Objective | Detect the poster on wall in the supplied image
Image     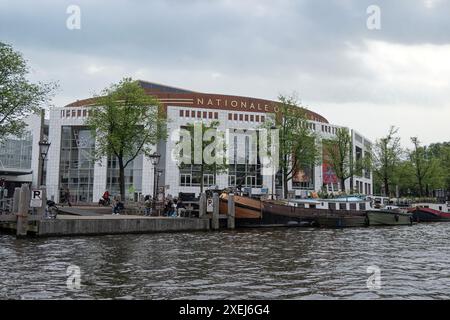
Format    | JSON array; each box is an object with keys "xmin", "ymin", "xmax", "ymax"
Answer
[{"xmin": 322, "ymin": 163, "xmax": 338, "ymax": 184}]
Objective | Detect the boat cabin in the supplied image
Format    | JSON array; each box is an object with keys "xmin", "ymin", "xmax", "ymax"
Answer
[{"xmin": 289, "ymin": 197, "xmax": 372, "ymax": 211}]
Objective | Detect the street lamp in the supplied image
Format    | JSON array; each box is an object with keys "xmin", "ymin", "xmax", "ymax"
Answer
[
  {"xmin": 270, "ymin": 125, "xmax": 277, "ymax": 200},
  {"xmin": 38, "ymin": 139, "xmax": 51, "ymax": 186},
  {"xmin": 149, "ymin": 152, "xmax": 161, "ymax": 214}
]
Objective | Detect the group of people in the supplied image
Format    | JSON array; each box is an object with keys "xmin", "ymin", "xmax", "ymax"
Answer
[
  {"xmin": 99, "ymin": 190, "xmax": 123, "ymax": 215},
  {"xmin": 164, "ymin": 197, "xmax": 186, "ymax": 217},
  {"xmin": 98, "ymin": 190, "xmax": 187, "ymax": 217}
]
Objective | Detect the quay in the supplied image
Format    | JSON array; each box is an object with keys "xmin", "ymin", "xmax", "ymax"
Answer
[
  {"xmin": 0, "ymin": 214, "xmax": 210, "ymax": 237},
  {"xmin": 0, "ymin": 185, "xmax": 232, "ymax": 238}
]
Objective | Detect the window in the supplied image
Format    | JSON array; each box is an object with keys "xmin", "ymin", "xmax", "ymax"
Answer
[
  {"xmin": 261, "ymin": 116, "xmax": 265, "ymax": 122},
  {"xmin": 83, "ymin": 109, "xmax": 87, "ymax": 117},
  {"xmin": 180, "ymin": 110, "xmax": 184, "ymax": 117},
  {"xmin": 359, "ymin": 203, "xmax": 366, "ymax": 210},
  {"xmin": 250, "ymin": 115, "xmax": 254, "ymax": 122},
  {"xmin": 350, "ymin": 203, "xmax": 357, "ymax": 210},
  {"xmin": 239, "ymin": 114, "xmax": 243, "ymax": 121},
  {"xmin": 209, "ymin": 112, "xmax": 213, "ymax": 119},
  {"xmin": 228, "ymin": 113, "xmax": 232, "ymax": 120},
  {"xmin": 256, "ymin": 115, "xmax": 260, "ymax": 122},
  {"xmin": 197, "ymin": 111, "xmax": 201, "ymax": 118},
  {"xmin": 203, "ymin": 174, "xmax": 215, "ymax": 187},
  {"xmin": 228, "ymin": 175, "xmax": 236, "ymax": 186},
  {"xmin": 339, "ymin": 203, "xmax": 346, "ymax": 210},
  {"xmin": 180, "ymin": 174, "xmax": 191, "ymax": 187},
  {"xmin": 77, "ymin": 110, "xmax": 81, "ymax": 117},
  {"xmin": 329, "ymin": 202, "xmax": 336, "ymax": 210},
  {"xmin": 191, "ymin": 110, "xmax": 195, "ymax": 117},
  {"xmin": 59, "ymin": 126, "xmax": 95, "ymax": 203},
  {"xmin": 245, "ymin": 114, "xmax": 249, "ymax": 121},
  {"xmin": 214, "ymin": 112, "xmax": 218, "ymax": 119},
  {"xmin": 203, "ymin": 111, "xmax": 207, "ymax": 118}
]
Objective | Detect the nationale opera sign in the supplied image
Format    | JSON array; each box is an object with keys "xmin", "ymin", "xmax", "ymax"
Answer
[{"xmin": 194, "ymin": 96, "xmax": 281, "ymax": 113}]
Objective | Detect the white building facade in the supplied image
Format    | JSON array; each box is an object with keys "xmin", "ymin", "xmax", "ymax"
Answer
[{"xmin": 14, "ymin": 81, "xmax": 372, "ymax": 203}]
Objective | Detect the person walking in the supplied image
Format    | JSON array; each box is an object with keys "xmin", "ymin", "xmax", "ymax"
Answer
[
  {"xmin": 144, "ymin": 195, "xmax": 152, "ymax": 216},
  {"xmin": 62, "ymin": 187, "xmax": 72, "ymax": 207}
]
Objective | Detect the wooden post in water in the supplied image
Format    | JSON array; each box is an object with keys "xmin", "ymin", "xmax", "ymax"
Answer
[
  {"xmin": 227, "ymin": 193, "xmax": 235, "ymax": 229},
  {"xmin": 12, "ymin": 187, "xmax": 20, "ymax": 214},
  {"xmin": 212, "ymin": 193, "xmax": 219, "ymax": 230},
  {"xmin": 199, "ymin": 192, "xmax": 206, "ymax": 218},
  {"xmin": 16, "ymin": 184, "xmax": 30, "ymax": 237}
]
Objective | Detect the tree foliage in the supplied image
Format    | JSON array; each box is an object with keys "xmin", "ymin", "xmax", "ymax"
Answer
[
  {"xmin": 175, "ymin": 121, "xmax": 228, "ymax": 193},
  {"xmin": 85, "ymin": 78, "xmax": 167, "ymax": 200},
  {"xmin": 0, "ymin": 42, "xmax": 57, "ymax": 140},
  {"xmin": 372, "ymin": 126, "xmax": 403, "ymax": 196},
  {"xmin": 266, "ymin": 93, "xmax": 320, "ymax": 198}
]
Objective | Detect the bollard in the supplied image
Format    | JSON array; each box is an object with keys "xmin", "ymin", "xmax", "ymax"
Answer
[
  {"xmin": 36, "ymin": 186, "xmax": 47, "ymax": 218},
  {"xmin": 199, "ymin": 192, "xmax": 206, "ymax": 218},
  {"xmin": 16, "ymin": 184, "xmax": 30, "ymax": 237},
  {"xmin": 12, "ymin": 187, "xmax": 20, "ymax": 213},
  {"xmin": 227, "ymin": 193, "xmax": 235, "ymax": 230},
  {"xmin": 212, "ymin": 193, "xmax": 219, "ymax": 230}
]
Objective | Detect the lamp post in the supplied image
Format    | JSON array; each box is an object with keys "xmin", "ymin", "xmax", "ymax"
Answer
[
  {"xmin": 38, "ymin": 139, "xmax": 51, "ymax": 186},
  {"xmin": 270, "ymin": 125, "xmax": 277, "ymax": 200},
  {"xmin": 149, "ymin": 152, "xmax": 161, "ymax": 214}
]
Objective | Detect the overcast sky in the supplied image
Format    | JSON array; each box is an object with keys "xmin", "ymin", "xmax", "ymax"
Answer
[{"xmin": 1, "ymin": 0, "xmax": 449, "ymax": 147}]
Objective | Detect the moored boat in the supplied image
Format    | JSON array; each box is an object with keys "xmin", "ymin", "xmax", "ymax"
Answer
[
  {"xmin": 409, "ymin": 202, "xmax": 450, "ymax": 222},
  {"xmin": 219, "ymin": 193, "xmax": 261, "ymax": 219},
  {"xmin": 261, "ymin": 196, "xmax": 371, "ymax": 228},
  {"xmin": 366, "ymin": 209, "xmax": 413, "ymax": 226}
]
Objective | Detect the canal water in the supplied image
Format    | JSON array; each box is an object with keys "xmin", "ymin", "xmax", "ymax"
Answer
[{"xmin": 1, "ymin": 223, "xmax": 450, "ymax": 299}]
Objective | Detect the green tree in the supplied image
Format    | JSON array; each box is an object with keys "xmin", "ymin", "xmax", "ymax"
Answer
[
  {"xmin": 408, "ymin": 137, "xmax": 443, "ymax": 197},
  {"xmin": 0, "ymin": 42, "xmax": 57, "ymax": 140},
  {"xmin": 266, "ymin": 94, "xmax": 320, "ymax": 199},
  {"xmin": 372, "ymin": 126, "xmax": 403, "ymax": 196},
  {"xmin": 323, "ymin": 127, "xmax": 353, "ymax": 193},
  {"xmin": 86, "ymin": 78, "xmax": 167, "ymax": 200},
  {"xmin": 175, "ymin": 121, "xmax": 228, "ymax": 194}
]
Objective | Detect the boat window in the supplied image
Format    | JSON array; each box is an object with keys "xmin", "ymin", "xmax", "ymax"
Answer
[
  {"xmin": 339, "ymin": 203, "xmax": 346, "ymax": 210},
  {"xmin": 350, "ymin": 203, "xmax": 357, "ymax": 210},
  {"xmin": 310, "ymin": 204, "xmax": 316, "ymax": 209},
  {"xmin": 359, "ymin": 203, "xmax": 366, "ymax": 210},
  {"xmin": 297, "ymin": 203, "xmax": 305, "ymax": 209},
  {"xmin": 439, "ymin": 206, "xmax": 442, "ymax": 211},
  {"xmin": 329, "ymin": 203, "xmax": 336, "ymax": 210}
]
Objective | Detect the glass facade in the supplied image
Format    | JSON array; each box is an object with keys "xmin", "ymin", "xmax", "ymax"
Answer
[
  {"xmin": 0, "ymin": 131, "xmax": 33, "ymax": 170},
  {"xmin": 228, "ymin": 135, "xmax": 262, "ymax": 188},
  {"xmin": 106, "ymin": 155, "xmax": 143, "ymax": 199},
  {"xmin": 59, "ymin": 126, "xmax": 95, "ymax": 203}
]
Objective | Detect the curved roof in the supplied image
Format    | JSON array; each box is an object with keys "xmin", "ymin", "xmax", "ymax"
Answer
[{"xmin": 65, "ymin": 80, "xmax": 329, "ymax": 123}]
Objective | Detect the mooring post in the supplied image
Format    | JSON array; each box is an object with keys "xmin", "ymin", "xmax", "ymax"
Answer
[
  {"xmin": 36, "ymin": 186, "xmax": 47, "ymax": 218},
  {"xmin": 16, "ymin": 184, "xmax": 30, "ymax": 237},
  {"xmin": 212, "ymin": 193, "xmax": 219, "ymax": 230},
  {"xmin": 12, "ymin": 187, "xmax": 20, "ymax": 214},
  {"xmin": 199, "ymin": 192, "xmax": 206, "ymax": 218},
  {"xmin": 227, "ymin": 193, "xmax": 235, "ymax": 229}
]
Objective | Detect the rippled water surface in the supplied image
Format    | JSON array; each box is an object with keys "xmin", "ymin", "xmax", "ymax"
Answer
[{"xmin": 1, "ymin": 224, "xmax": 450, "ymax": 299}]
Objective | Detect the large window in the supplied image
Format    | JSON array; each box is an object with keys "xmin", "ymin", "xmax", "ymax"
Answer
[
  {"xmin": 59, "ymin": 126, "xmax": 95, "ymax": 203},
  {"xmin": 228, "ymin": 134, "xmax": 262, "ymax": 188},
  {"xmin": 0, "ymin": 131, "xmax": 32, "ymax": 170},
  {"xmin": 106, "ymin": 154, "xmax": 143, "ymax": 198}
]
